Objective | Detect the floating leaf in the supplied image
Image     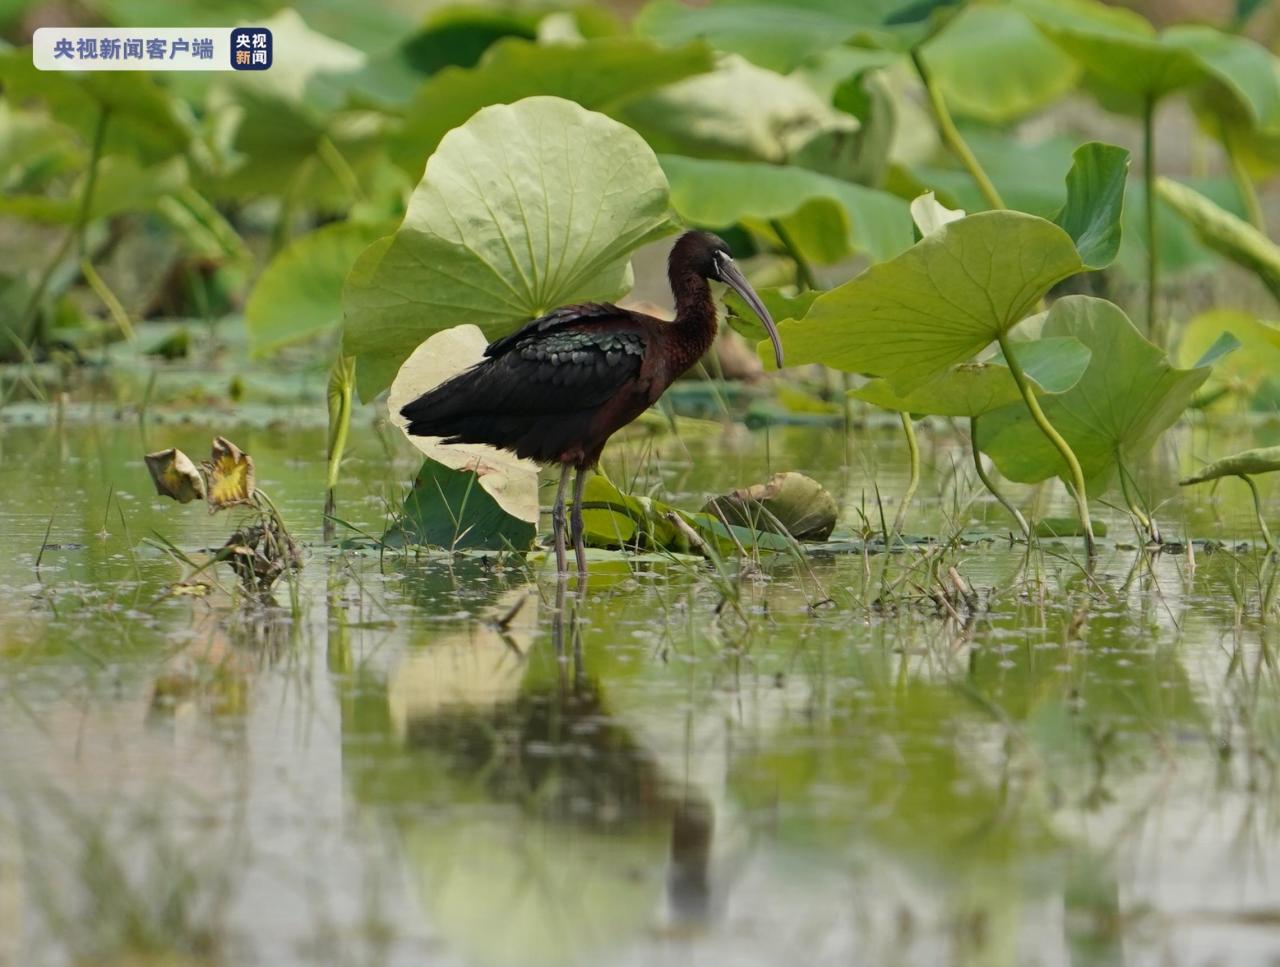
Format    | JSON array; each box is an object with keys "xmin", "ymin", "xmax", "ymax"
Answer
[
  {"xmin": 661, "ymin": 154, "xmax": 913, "ymax": 264},
  {"xmin": 1053, "ymin": 142, "xmax": 1130, "ymax": 270},
  {"xmin": 247, "ymin": 220, "xmax": 392, "ymax": 356},
  {"xmin": 616, "ymin": 55, "xmax": 856, "ymax": 164},
  {"xmin": 703, "ymin": 472, "xmax": 837, "ymax": 541},
  {"xmin": 144, "ymin": 448, "xmax": 205, "ymax": 504},
  {"xmin": 1181, "ymin": 446, "xmax": 1280, "ymax": 485},
  {"xmin": 582, "ymin": 474, "xmax": 794, "ymax": 556},
  {"xmin": 390, "ymin": 37, "xmax": 714, "ymax": 172},
  {"xmin": 1035, "ymin": 517, "xmax": 1109, "ymax": 538},
  {"xmin": 387, "ymin": 325, "xmax": 541, "ymax": 531},
  {"xmin": 767, "ymin": 211, "xmax": 1083, "ymax": 390},
  {"xmin": 850, "ymin": 337, "xmax": 1092, "ymax": 418},
  {"xmin": 1156, "ymin": 177, "xmax": 1280, "ymax": 303},
  {"xmin": 343, "ymin": 96, "xmax": 674, "ymax": 399},
  {"xmin": 976, "ymin": 296, "xmax": 1212, "ymax": 492},
  {"xmin": 203, "ymin": 438, "xmax": 255, "ymax": 510},
  {"xmin": 921, "ymin": 5, "xmax": 1080, "ymax": 123}
]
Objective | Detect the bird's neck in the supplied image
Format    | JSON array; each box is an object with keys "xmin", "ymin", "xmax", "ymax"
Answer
[{"xmin": 667, "ymin": 268, "xmax": 718, "ymax": 375}]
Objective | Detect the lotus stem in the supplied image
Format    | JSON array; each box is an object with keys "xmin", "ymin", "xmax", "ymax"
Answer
[
  {"xmin": 1118, "ymin": 462, "xmax": 1159, "ymax": 544},
  {"xmin": 1239, "ymin": 473, "xmax": 1276, "ymax": 555},
  {"xmin": 1221, "ymin": 123, "xmax": 1265, "ymax": 233},
  {"xmin": 893, "ymin": 412, "xmax": 920, "ymax": 538},
  {"xmin": 17, "ymin": 106, "xmax": 110, "ymax": 350},
  {"xmin": 997, "ymin": 331, "xmax": 1095, "ymax": 555},
  {"xmin": 325, "ymin": 354, "xmax": 355, "ymax": 541},
  {"xmin": 1143, "ymin": 94, "xmax": 1162, "ymax": 348},
  {"xmin": 770, "ymin": 219, "xmax": 817, "ymax": 291},
  {"xmin": 969, "ymin": 416, "xmax": 1030, "ymax": 538},
  {"xmin": 910, "ymin": 47, "xmax": 1005, "ymax": 211}
]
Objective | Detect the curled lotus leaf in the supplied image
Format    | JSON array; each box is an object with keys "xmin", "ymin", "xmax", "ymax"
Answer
[
  {"xmin": 1180, "ymin": 446, "xmax": 1280, "ymax": 485},
  {"xmin": 703, "ymin": 472, "xmax": 837, "ymax": 542},
  {"xmin": 144, "ymin": 448, "xmax": 206, "ymax": 504},
  {"xmin": 203, "ymin": 437, "xmax": 256, "ymax": 511}
]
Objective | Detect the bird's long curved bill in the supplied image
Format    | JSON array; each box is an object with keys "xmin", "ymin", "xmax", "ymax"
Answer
[{"xmin": 721, "ymin": 260, "xmax": 784, "ymax": 369}]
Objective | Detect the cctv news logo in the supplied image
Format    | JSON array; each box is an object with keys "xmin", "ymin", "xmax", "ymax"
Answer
[
  {"xmin": 230, "ymin": 27, "xmax": 271, "ymax": 70},
  {"xmin": 33, "ymin": 26, "xmax": 272, "ymax": 71}
]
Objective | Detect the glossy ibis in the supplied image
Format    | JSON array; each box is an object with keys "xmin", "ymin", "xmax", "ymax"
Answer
[{"xmin": 400, "ymin": 231, "xmax": 784, "ymax": 580}]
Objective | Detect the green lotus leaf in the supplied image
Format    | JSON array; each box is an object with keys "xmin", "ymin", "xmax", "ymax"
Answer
[
  {"xmin": 765, "ymin": 211, "xmax": 1083, "ymax": 391},
  {"xmin": 0, "ymin": 48, "xmax": 194, "ymax": 161},
  {"xmin": 660, "ymin": 154, "xmax": 913, "ymax": 265},
  {"xmin": 389, "ymin": 36, "xmax": 715, "ymax": 174},
  {"xmin": 850, "ymin": 337, "xmax": 1092, "ymax": 418},
  {"xmin": 635, "ymin": 0, "xmax": 860, "ymax": 72},
  {"xmin": 247, "ymin": 219, "xmax": 392, "ymax": 356},
  {"xmin": 0, "ymin": 155, "xmax": 187, "ymax": 222},
  {"xmin": 1181, "ymin": 446, "xmax": 1280, "ymax": 485},
  {"xmin": 1177, "ymin": 309, "xmax": 1280, "ymax": 408},
  {"xmin": 1161, "ymin": 25, "xmax": 1280, "ymax": 134},
  {"xmin": 1053, "ymin": 142, "xmax": 1130, "ymax": 270},
  {"xmin": 723, "ymin": 287, "xmax": 821, "ymax": 344},
  {"xmin": 1156, "ymin": 177, "xmax": 1280, "ymax": 303},
  {"xmin": 976, "ymin": 296, "xmax": 1212, "ymax": 492},
  {"xmin": 1016, "ymin": 0, "xmax": 1202, "ymax": 99},
  {"xmin": 921, "ymin": 5, "xmax": 1079, "ymax": 123},
  {"xmin": 342, "ymin": 96, "xmax": 675, "ymax": 400},
  {"xmin": 616, "ymin": 54, "xmax": 856, "ymax": 164}
]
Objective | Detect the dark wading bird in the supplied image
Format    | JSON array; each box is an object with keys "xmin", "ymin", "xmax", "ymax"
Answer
[{"xmin": 399, "ymin": 231, "xmax": 785, "ymax": 580}]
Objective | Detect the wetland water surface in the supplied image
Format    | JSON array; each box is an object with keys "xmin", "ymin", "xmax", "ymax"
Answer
[{"xmin": 1, "ymin": 410, "xmax": 1279, "ymax": 967}]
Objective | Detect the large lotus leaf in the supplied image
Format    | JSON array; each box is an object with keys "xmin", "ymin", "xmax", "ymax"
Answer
[
  {"xmin": 765, "ymin": 211, "xmax": 1083, "ymax": 391},
  {"xmin": 920, "ymin": 5, "xmax": 1079, "ymax": 123},
  {"xmin": 247, "ymin": 219, "xmax": 392, "ymax": 356},
  {"xmin": 1156, "ymin": 177, "xmax": 1280, "ymax": 304},
  {"xmin": 1176, "ymin": 309, "xmax": 1280, "ymax": 410},
  {"xmin": 1053, "ymin": 142, "xmax": 1130, "ymax": 270},
  {"xmin": 976, "ymin": 296, "xmax": 1212, "ymax": 492},
  {"xmin": 1162, "ymin": 25, "xmax": 1280, "ymax": 134},
  {"xmin": 0, "ymin": 155, "xmax": 187, "ymax": 223},
  {"xmin": 0, "ymin": 49, "xmax": 194, "ymax": 161},
  {"xmin": 660, "ymin": 155, "xmax": 912, "ymax": 265},
  {"xmin": 1016, "ymin": 0, "xmax": 1202, "ymax": 98},
  {"xmin": 342, "ymin": 96, "xmax": 675, "ymax": 400},
  {"xmin": 850, "ymin": 337, "xmax": 1092, "ymax": 418},
  {"xmin": 635, "ymin": 0, "xmax": 861, "ymax": 72},
  {"xmin": 616, "ymin": 54, "xmax": 856, "ymax": 164},
  {"xmin": 1181, "ymin": 447, "xmax": 1280, "ymax": 485},
  {"xmin": 389, "ymin": 37, "xmax": 715, "ymax": 174},
  {"xmin": 0, "ymin": 103, "xmax": 82, "ymax": 193},
  {"xmin": 386, "ymin": 325, "xmax": 540, "ymax": 546}
]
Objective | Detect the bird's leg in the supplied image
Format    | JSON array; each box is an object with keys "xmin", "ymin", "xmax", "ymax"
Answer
[
  {"xmin": 571, "ymin": 467, "xmax": 589, "ymax": 584},
  {"xmin": 551, "ymin": 464, "xmax": 571, "ymax": 577}
]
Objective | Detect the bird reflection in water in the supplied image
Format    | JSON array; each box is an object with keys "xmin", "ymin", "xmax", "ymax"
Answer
[{"xmin": 339, "ymin": 583, "xmax": 718, "ymax": 967}]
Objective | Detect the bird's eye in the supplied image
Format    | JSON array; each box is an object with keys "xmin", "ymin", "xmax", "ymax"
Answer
[{"xmin": 712, "ymin": 250, "xmax": 730, "ymax": 279}]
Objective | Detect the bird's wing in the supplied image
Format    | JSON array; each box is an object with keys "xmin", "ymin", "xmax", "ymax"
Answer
[
  {"xmin": 486, "ymin": 323, "xmax": 648, "ymax": 410},
  {"xmin": 483, "ymin": 302, "xmax": 623, "ymax": 359},
  {"xmin": 401, "ymin": 313, "xmax": 650, "ymax": 438}
]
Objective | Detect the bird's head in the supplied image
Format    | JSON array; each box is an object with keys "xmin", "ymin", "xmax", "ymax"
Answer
[{"xmin": 671, "ymin": 231, "xmax": 785, "ymax": 369}]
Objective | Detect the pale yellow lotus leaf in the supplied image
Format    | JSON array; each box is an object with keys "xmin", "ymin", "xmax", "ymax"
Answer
[
  {"xmin": 203, "ymin": 437, "xmax": 255, "ymax": 510},
  {"xmin": 387, "ymin": 325, "xmax": 541, "ymax": 525},
  {"xmin": 144, "ymin": 448, "xmax": 206, "ymax": 503}
]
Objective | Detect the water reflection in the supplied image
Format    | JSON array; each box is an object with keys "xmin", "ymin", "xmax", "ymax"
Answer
[{"xmin": 337, "ymin": 581, "xmax": 721, "ymax": 967}]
